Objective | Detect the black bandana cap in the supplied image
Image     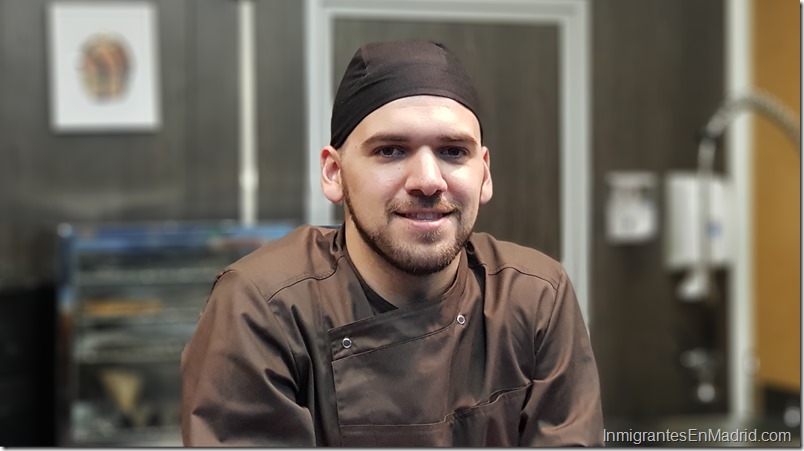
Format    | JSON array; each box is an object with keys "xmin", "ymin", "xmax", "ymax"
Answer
[{"xmin": 329, "ymin": 40, "xmax": 482, "ymax": 149}]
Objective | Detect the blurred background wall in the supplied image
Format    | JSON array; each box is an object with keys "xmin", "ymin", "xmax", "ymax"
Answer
[
  {"xmin": 590, "ymin": 0, "xmax": 727, "ymax": 419},
  {"xmin": 752, "ymin": 0, "xmax": 800, "ymax": 413},
  {"xmin": 0, "ymin": 0, "xmax": 308, "ymax": 288},
  {"xmin": 0, "ymin": 0, "xmax": 798, "ymax": 446}
]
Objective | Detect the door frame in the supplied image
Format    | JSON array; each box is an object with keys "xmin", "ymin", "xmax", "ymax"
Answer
[
  {"xmin": 303, "ymin": 0, "xmax": 592, "ymax": 327},
  {"xmin": 725, "ymin": 0, "xmax": 754, "ymax": 418}
]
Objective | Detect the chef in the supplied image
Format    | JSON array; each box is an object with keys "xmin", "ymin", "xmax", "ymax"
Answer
[{"xmin": 181, "ymin": 40, "xmax": 604, "ymax": 446}]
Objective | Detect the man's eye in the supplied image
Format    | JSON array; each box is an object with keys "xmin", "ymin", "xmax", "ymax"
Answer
[
  {"xmin": 376, "ymin": 146, "xmax": 404, "ymax": 157},
  {"xmin": 441, "ymin": 147, "xmax": 468, "ymax": 158}
]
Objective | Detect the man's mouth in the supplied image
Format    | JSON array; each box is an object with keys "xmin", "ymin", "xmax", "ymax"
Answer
[{"xmin": 396, "ymin": 211, "xmax": 452, "ymax": 221}]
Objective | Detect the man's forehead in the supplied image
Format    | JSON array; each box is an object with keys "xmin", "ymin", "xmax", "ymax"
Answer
[{"xmin": 352, "ymin": 95, "xmax": 481, "ymax": 143}]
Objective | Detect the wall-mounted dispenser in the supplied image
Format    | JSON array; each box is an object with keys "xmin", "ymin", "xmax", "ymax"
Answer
[
  {"xmin": 663, "ymin": 171, "xmax": 733, "ymax": 270},
  {"xmin": 605, "ymin": 171, "xmax": 657, "ymax": 244}
]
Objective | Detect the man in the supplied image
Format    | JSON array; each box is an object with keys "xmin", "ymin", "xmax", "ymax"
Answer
[{"xmin": 181, "ymin": 40, "xmax": 603, "ymax": 446}]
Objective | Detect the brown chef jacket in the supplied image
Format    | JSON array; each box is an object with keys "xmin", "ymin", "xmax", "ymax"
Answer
[{"xmin": 181, "ymin": 225, "xmax": 604, "ymax": 446}]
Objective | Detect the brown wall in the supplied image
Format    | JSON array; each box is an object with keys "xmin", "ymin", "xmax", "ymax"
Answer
[
  {"xmin": 0, "ymin": 0, "xmax": 308, "ymax": 290},
  {"xmin": 0, "ymin": 0, "xmax": 238, "ymax": 288},
  {"xmin": 590, "ymin": 0, "xmax": 727, "ymax": 418},
  {"xmin": 752, "ymin": 0, "xmax": 801, "ymax": 393}
]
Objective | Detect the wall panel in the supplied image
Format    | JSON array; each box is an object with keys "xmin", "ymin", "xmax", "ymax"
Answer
[
  {"xmin": 0, "ymin": 0, "xmax": 240, "ymax": 288},
  {"xmin": 591, "ymin": 0, "xmax": 726, "ymax": 417},
  {"xmin": 255, "ymin": 0, "xmax": 307, "ymax": 221}
]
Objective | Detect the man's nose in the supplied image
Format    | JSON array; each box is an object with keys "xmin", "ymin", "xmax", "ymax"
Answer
[{"xmin": 404, "ymin": 148, "xmax": 448, "ymax": 197}]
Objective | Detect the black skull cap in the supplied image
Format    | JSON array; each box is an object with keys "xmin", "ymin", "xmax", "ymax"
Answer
[{"xmin": 330, "ymin": 40, "xmax": 482, "ymax": 148}]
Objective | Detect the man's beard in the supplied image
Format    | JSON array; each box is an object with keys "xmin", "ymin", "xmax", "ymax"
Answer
[{"xmin": 343, "ymin": 188, "xmax": 473, "ymax": 276}]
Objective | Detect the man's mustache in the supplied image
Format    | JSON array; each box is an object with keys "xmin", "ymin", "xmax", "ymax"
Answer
[{"xmin": 387, "ymin": 196, "xmax": 461, "ymax": 214}]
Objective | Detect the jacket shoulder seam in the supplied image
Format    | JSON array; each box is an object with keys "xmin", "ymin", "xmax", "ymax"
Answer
[
  {"xmin": 259, "ymin": 255, "xmax": 346, "ymax": 304},
  {"xmin": 475, "ymin": 262, "xmax": 560, "ymax": 292}
]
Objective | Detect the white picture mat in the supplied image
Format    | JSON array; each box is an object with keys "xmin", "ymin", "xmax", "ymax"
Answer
[{"xmin": 48, "ymin": 2, "xmax": 160, "ymax": 131}]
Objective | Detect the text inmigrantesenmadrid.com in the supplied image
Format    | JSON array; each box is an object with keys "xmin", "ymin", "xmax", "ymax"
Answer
[{"xmin": 604, "ymin": 428, "xmax": 793, "ymax": 445}]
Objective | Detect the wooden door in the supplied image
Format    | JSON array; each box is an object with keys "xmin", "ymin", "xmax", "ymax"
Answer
[{"xmin": 331, "ymin": 19, "xmax": 563, "ymax": 260}]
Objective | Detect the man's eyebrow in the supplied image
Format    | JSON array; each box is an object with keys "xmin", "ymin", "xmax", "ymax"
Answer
[
  {"xmin": 437, "ymin": 133, "xmax": 478, "ymax": 145},
  {"xmin": 361, "ymin": 132, "xmax": 478, "ymax": 147},
  {"xmin": 361, "ymin": 133, "xmax": 410, "ymax": 147}
]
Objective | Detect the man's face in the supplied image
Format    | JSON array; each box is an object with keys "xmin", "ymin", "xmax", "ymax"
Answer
[{"xmin": 323, "ymin": 95, "xmax": 492, "ymax": 275}]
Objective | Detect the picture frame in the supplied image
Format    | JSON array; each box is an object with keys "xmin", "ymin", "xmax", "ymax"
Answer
[{"xmin": 47, "ymin": 2, "xmax": 160, "ymax": 132}]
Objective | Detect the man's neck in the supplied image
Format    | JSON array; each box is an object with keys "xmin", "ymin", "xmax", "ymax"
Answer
[{"xmin": 344, "ymin": 224, "xmax": 460, "ymax": 309}]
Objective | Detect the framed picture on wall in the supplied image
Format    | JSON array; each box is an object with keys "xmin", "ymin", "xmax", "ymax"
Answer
[{"xmin": 47, "ymin": 2, "xmax": 160, "ymax": 132}]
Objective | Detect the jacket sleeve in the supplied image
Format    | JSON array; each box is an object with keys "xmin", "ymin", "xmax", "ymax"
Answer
[
  {"xmin": 180, "ymin": 269, "xmax": 315, "ymax": 446},
  {"xmin": 519, "ymin": 269, "xmax": 604, "ymax": 446}
]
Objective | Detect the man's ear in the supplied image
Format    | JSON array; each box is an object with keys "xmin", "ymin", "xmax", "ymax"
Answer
[
  {"xmin": 480, "ymin": 145, "xmax": 493, "ymax": 204},
  {"xmin": 321, "ymin": 145, "xmax": 344, "ymax": 203}
]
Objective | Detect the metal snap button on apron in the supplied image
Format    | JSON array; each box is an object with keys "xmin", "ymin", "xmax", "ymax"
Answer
[
  {"xmin": 342, "ymin": 337, "xmax": 352, "ymax": 348},
  {"xmin": 456, "ymin": 314, "xmax": 466, "ymax": 325}
]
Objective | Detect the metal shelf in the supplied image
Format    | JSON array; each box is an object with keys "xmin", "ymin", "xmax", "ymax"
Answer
[
  {"xmin": 74, "ymin": 344, "xmax": 186, "ymax": 365},
  {"xmin": 75, "ymin": 267, "xmax": 220, "ymax": 287},
  {"xmin": 57, "ymin": 221, "xmax": 296, "ymax": 446},
  {"xmin": 72, "ymin": 424, "xmax": 182, "ymax": 447},
  {"xmin": 75, "ymin": 306, "xmax": 201, "ymax": 328}
]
